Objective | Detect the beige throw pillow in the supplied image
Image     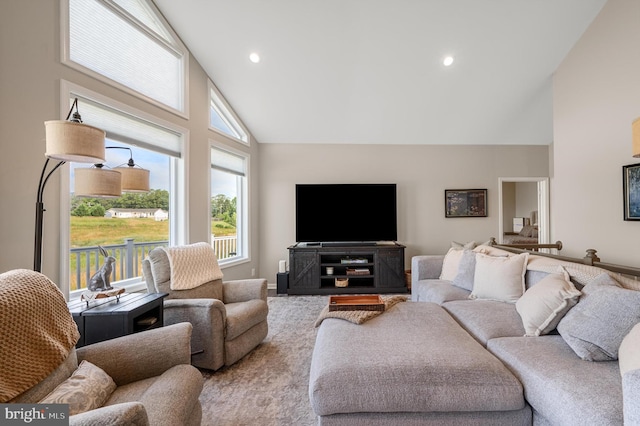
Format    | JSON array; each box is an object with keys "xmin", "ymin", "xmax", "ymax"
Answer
[
  {"xmin": 39, "ymin": 360, "xmax": 116, "ymax": 416},
  {"xmin": 439, "ymin": 248, "xmax": 465, "ymax": 281},
  {"xmin": 516, "ymin": 267, "xmax": 581, "ymax": 336},
  {"xmin": 470, "ymin": 252, "xmax": 528, "ymax": 303}
]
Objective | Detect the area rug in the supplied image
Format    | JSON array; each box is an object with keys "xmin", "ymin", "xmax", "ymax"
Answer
[{"xmin": 198, "ymin": 295, "xmax": 328, "ymax": 426}]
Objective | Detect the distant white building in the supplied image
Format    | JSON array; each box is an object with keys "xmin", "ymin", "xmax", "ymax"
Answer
[{"xmin": 105, "ymin": 208, "xmax": 168, "ymax": 221}]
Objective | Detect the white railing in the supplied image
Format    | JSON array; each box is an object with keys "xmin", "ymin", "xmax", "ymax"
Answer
[
  {"xmin": 212, "ymin": 235, "xmax": 237, "ymax": 259},
  {"xmin": 70, "ymin": 235, "xmax": 238, "ymax": 291}
]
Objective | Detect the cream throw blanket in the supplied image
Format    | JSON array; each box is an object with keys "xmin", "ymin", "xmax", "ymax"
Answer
[
  {"xmin": 163, "ymin": 242, "xmax": 223, "ymax": 290},
  {"xmin": 526, "ymin": 255, "xmax": 640, "ymax": 291},
  {"xmin": 315, "ymin": 295, "xmax": 408, "ymax": 327},
  {"xmin": 0, "ymin": 269, "xmax": 79, "ymax": 402}
]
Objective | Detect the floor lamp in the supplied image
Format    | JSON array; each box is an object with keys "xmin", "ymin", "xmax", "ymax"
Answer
[{"xmin": 34, "ymin": 98, "xmax": 106, "ymax": 272}]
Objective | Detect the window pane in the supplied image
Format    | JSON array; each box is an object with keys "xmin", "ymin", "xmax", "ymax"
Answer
[
  {"xmin": 70, "ymin": 140, "xmax": 171, "ymax": 291},
  {"xmin": 69, "ymin": 0, "xmax": 184, "ymax": 111},
  {"xmin": 209, "ymin": 83, "xmax": 248, "ymax": 143},
  {"xmin": 211, "ymin": 168, "xmax": 239, "ymax": 260},
  {"xmin": 210, "ymin": 105, "xmax": 239, "ymax": 139}
]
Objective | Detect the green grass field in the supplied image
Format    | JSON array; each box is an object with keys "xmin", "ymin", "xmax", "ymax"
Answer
[{"xmin": 69, "ymin": 217, "xmax": 236, "ymax": 290}]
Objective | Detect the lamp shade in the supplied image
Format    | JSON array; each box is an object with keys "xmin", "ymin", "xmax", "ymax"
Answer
[
  {"xmin": 633, "ymin": 117, "xmax": 640, "ymax": 158},
  {"xmin": 45, "ymin": 120, "xmax": 106, "ymax": 163},
  {"xmin": 114, "ymin": 166, "xmax": 150, "ymax": 192},
  {"xmin": 75, "ymin": 168, "xmax": 121, "ymax": 198}
]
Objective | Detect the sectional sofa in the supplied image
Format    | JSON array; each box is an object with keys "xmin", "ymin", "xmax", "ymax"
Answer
[{"xmin": 309, "ymin": 244, "xmax": 640, "ymax": 425}]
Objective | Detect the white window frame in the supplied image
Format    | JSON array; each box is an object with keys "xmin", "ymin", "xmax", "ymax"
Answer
[
  {"xmin": 208, "ymin": 80, "xmax": 250, "ymax": 146},
  {"xmin": 209, "ymin": 141, "xmax": 250, "ymax": 267},
  {"xmin": 59, "ymin": 81, "xmax": 189, "ymax": 300},
  {"xmin": 61, "ymin": 0, "xmax": 190, "ymax": 118}
]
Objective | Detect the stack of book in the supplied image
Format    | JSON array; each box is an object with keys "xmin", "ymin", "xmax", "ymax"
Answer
[
  {"xmin": 341, "ymin": 258, "xmax": 368, "ymax": 264},
  {"xmin": 346, "ymin": 268, "xmax": 370, "ymax": 276}
]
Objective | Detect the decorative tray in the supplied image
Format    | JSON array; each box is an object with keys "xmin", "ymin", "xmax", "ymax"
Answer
[{"xmin": 328, "ymin": 295, "xmax": 385, "ymax": 312}]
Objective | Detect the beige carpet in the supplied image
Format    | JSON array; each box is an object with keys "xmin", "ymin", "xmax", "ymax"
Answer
[{"xmin": 199, "ymin": 295, "xmax": 328, "ymax": 426}]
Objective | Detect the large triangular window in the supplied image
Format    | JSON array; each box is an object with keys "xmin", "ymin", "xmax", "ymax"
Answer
[
  {"xmin": 209, "ymin": 80, "xmax": 249, "ymax": 145},
  {"xmin": 64, "ymin": 0, "xmax": 188, "ymax": 114}
]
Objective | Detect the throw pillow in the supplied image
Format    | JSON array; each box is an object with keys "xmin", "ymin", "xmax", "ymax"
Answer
[
  {"xmin": 519, "ymin": 225, "xmax": 535, "ymax": 237},
  {"xmin": 473, "ymin": 245, "xmax": 513, "ymax": 257},
  {"xmin": 39, "ymin": 360, "xmax": 116, "ymax": 416},
  {"xmin": 470, "ymin": 252, "xmax": 528, "ymax": 303},
  {"xmin": 452, "ymin": 249, "xmax": 476, "ymax": 291},
  {"xmin": 451, "ymin": 241, "xmax": 477, "ymax": 250},
  {"xmin": 619, "ymin": 323, "xmax": 640, "ymax": 377},
  {"xmin": 439, "ymin": 248, "xmax": 465, "ymax": 281},
  {"xmin": 557, "ymin": 273, "xmax": 640, "ymax": 361},
  {"xmin": 516, "ymin": 266, "xmax": 581, "ymax": 336}
]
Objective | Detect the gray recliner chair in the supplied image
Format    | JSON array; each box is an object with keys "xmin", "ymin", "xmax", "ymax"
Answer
[
  {"xmin": 2, "ymin": 269, "xmax": 203, "ymax": 426},
  {"xmin": 142, "ymin": 246, "xmax": 268, "ymax": 371}
]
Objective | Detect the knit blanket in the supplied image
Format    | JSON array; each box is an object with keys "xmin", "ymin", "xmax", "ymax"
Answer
[
  {"xmin": 0, "ymin": 269, "xmax": 79, "ymax": 402},
  {"xmin": 163, "ymin": 242, "xmax": 223, "ymax": 290},
  {"xmin": 315, "ymin": 295, "xmax": 408, "ymax": 327}
]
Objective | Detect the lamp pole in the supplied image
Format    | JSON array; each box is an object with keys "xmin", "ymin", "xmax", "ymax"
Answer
[{"xmin": 33, "ymin": 158, "xmax": 65, "ymax": 272}]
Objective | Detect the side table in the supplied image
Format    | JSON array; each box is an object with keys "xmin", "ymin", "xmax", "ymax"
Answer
[{"xmin": 68, "ymin": 292, "xmax": 168, "ymax": 347}]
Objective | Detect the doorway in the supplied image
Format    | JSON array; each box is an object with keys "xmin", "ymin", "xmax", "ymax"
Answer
[{"xmin": 498, "ymin": 177, "xmax": 549, "ymax": 245}]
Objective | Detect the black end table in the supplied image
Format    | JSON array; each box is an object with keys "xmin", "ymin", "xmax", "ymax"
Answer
[{"xmin": 68, "ymin": 292, "xmax": 168, "ymax": 347}]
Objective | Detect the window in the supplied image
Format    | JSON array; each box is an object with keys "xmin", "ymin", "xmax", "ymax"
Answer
[
  {"xmin": 210, "ymin": 144, "xmax": 249, "ymax": 264},
  {"xmin": 64, "ymin": 0, "xmax": 188, "ymax": 114},
  {"xmin": 61, "ymin": 82, "xmax": 187, "ymax": 298},
  {"xmin": 209, "ymin": 80, "xmax": 249, "ymax": 144}
]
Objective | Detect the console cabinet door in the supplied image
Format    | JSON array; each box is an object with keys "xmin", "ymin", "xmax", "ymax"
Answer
[
  {"xmin": 376, "ymin": 248, "xmax": 405, "ymax": 289},
  {"xmin": 289, "ymin": 250, "xmax": 319, "ymax": 290}
]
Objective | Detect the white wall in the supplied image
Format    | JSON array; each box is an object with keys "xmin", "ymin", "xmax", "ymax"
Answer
[
  {"xmin": 259, "ymin": 144, "xmax": 549, "ymax": 283},
  {"xmin": 515, "ymin": 182, "xmax": 538, "ymax": 220},
  {"xmin": 553, "ymin": 0, "xmax": 640, "ymax": 264},
  {"xmin": 502, "ymin": 182, "xmax": 516, "ymax": 231},
  {"xmin": 0, "ymin": 0, "xmax": 261, "ymax": 283}
]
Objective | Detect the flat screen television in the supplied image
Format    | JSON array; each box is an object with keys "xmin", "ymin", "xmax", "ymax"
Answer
[{"xmin": 295, "ymin": 184, "xmax": 397, "ymax": 243}]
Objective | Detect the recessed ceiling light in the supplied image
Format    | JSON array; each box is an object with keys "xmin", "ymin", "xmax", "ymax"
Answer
[
  {"xmin": 249, "ymin": 53, "xmax": 260, "ymax": 63},
  {"xmin": 443, "ymin": 56, "xmax": 454, "ymax": 67}
]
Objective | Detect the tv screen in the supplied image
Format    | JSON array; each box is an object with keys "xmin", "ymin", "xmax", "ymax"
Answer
[{"xmin": 295, "ymin": 184, "xmax": 397, "ymax": 243}]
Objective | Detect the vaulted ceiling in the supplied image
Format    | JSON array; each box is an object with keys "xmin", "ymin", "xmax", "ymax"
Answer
[{"xmin": 154, "ymin": 0, "xmax": 607, "ymax": 145}]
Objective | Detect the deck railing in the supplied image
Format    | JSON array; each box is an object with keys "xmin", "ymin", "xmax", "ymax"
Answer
[{"xmin": 70, "ymin": 236, "xmax": 237, "ymax": 291}]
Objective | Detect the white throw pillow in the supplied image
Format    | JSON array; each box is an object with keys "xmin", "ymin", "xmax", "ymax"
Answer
[
  {"xmin": 516, "ymin": 267, "xmax": 581, "ymax": 336},
  {"xmin": 470, "ymin": 252, "xmax": 528, "ymax": 303},
  {"xmin": 620, "ymin": 323, "xmax": 640, "ymax": 377},
  {"xmin": 439, "ymin": 248, "xmax": 465, "ymax": 281}
]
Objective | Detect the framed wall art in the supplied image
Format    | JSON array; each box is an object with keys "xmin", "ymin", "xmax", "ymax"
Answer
[
  {"xmin": 445, "ymin": 189, "xmax": 487, "ymax": 218},
  {"xmin": 623, "ymin": 163, "xmax": 640, "ymax": 221}
]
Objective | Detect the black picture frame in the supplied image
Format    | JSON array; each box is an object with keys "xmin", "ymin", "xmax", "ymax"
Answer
[
  {"xmin": 623, "ymin": 163, "xmax": 640, "ymax": 221},
  {"xmin": 445, "ymin": 189, "xmax": 487, "ymax": 218}
]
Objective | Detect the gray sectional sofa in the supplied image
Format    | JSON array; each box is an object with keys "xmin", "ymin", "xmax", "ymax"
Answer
[
  {"xmin": 411, "ymin": 246, "xmax": 640, "ymax": 425},
  {"xmin": 309, "ymin": 245, "xmax": 640, "ymax": 425}
]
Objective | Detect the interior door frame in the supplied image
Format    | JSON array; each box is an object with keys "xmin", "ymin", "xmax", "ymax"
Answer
[{"xmin": 498, "ymin": 177, "xmax": 550, "ymax": 245}]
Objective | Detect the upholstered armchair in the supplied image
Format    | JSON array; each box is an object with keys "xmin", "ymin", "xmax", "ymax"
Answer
[
  {"xmin": 1, "ymin": 269, "xmax": 203, "ymax": 426},
  {"xmin": 142, "ymin": 244, "xmax": 268, "ymax": 371}
]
